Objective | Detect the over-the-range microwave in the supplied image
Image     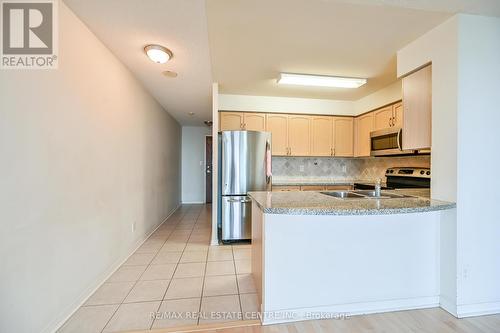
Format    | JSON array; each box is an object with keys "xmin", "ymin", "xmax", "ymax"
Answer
[{"xmin": 370, "ymin": 127, "xmax": 424, "ymax": 156}]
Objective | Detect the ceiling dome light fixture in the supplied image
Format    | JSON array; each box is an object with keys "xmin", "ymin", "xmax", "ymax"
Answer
[{"xmin": 144, "ymin": 44, "xmax": 173, "ymax": 64}]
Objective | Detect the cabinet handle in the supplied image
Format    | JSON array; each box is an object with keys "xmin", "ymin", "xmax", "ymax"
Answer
[{"xmin": 332, "ymin": 148, "xmax": 336, "ymax": 156}]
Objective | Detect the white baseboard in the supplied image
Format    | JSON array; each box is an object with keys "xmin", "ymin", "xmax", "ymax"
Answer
[
  {"xmin": 439, "ymin": 295, "xmax": 457, "ymax": 317},
  {"xmin": 457, "ymin": 300, "xmax": 500, "ymax": 318},
  {"xmin": 181, "ymin": 201, "xmax": 206, "ymax": 204},
  {"xmin": 261, "ymin": 296, "xmax": 439, "ymax": 325},
  {"xmin": 46, "ymin": 204, "xmax": 181, "ymax": 333}
]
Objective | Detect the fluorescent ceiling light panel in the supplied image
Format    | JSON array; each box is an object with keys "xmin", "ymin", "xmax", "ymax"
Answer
[{"xmin": 278, "ymin": 73, "xmax": 367, "ymax": 88}]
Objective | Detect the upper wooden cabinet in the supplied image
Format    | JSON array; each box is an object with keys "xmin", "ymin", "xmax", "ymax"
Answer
[
  {"xmin": 334, "ymin": 118, "xmax": 354, "ymax": 157},
  {"xmin": 393, "ymin": 102, "xmax": 403, "ymax": 128},
  {"xmin": 243, "ymin": 113, "xmax": 266, "ymax": 131},
  {"xmin": 354, "ymin": 113, "xmax": 374, "ymax": 157},
  {"xmin": 266, "ymin": 114, "xmax": 288, "ymax": 156},
  {"xmin": 288, "ymin": 115, "xmax": 311, "ymax": 156},
  {"xmin": 374, "ymin": 106, "xmax": 393, "ymax": 131},
  {"xmin": 373, "ymin": 103, "xmax": 404, "ymax": 131},
  {"xmin": 220, "ymin": 112, "xmax": 244, "ymax": 131},
  {"xmin": 311, "ymin": 116, "xmax": 333, "ymax": 156},
  {"xmin": 402, "ymin": 65, "xmax": 432, "ymax": 150},
  {"xmin": 219, "ymin": 112, "xmax": 267, "ymax": 131}
]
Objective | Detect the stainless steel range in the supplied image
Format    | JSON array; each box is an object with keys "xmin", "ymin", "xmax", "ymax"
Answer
[{"xmin": 354, "ymin": 167, "xmax": 430, "ymax": 190}]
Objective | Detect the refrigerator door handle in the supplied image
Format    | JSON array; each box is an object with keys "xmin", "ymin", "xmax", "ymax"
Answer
[
  {"xmin": 265, "ymin": 140, "xmax": 272, "ymax": 185},
  {"xmin": 228, "ymin": 197, "xmax": 252, "ymax": 203}
]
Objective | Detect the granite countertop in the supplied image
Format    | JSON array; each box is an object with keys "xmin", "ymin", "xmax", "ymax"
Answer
[{"xmin": 248, "ymin": 190, "xmax": 455, "ymax": 216}]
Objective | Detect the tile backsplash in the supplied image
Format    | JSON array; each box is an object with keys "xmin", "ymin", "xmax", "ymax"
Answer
[{"xmin": 272, "ymin": 155, "xmax": 430, "ymax": 183}]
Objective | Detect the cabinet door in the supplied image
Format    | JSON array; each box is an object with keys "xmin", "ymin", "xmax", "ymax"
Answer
[
  {"xmin": 393, "ymin": 102, "xmax": 403, "ymax": 128},
  {"xmin": 272, "ymin": 185, "xmax": 301, "ymax": 191},
  {"xmin": 325, "ymin": 185, "xmax": 353, "ymax": 191},
  {"xmin": 355, "ymin": 113, "xmax": 374, "ymax": 157},
  {"xmin": 402, "ymin": 65, "xmax": 432, "ymax": 150},
  {"xmin": 300, "ymin": 185, "xmax": 325, "ymax": 191},
  {"xmin": 288, "ymin": 115, "xmax": 311, "ymax": 156},
  {"xmin": 244, "ymin": 113, "xmax": 266, "ymax": 131},
  {"xmin": 266, "ymin": 114, "xmax": 288, "ymax": 156},
  {"xmin": 333, "ymin": 118, "xmax": 354, "ymax": 157},
  {"xmin": 311, "ymin": 116, "xmax": 333, "ymax": 156},
  {"xmin": 373, "ymin": 106, "xmax": 393, "ymax": 130},
  {"xmin": 220, "ymin": 112, "xmax": 243, "ymax": 131}
]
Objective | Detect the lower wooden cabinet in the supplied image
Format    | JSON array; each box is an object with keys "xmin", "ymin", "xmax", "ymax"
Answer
[
  {"xmin": 300, "ymin": 185, "xmax": 325, "ymax": 191},
  {"xmin": 272, "ymin": 184, "xmax": 353, "ymax": 191},
  {"xmin": 272, "ymin": 185, "xmax": 301, "ymax": 191}
]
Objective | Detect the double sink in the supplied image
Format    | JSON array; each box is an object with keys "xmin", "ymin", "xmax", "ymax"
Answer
[{"xmin": 321, "ymin": 190, "xmax": 414, "ymax": 199}]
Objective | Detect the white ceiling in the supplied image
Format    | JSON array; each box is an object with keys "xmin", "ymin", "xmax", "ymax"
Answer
[
  {"xmin": 206, "ymin": 0, "xmax": 453, "ymax": 100},
  {"xmin": 64, "ymin": 0, "xmax": 213, "ymax": 126},
  {"xmin": 64, "ymin": 0, "xmax": 500, "ymax": 124}
]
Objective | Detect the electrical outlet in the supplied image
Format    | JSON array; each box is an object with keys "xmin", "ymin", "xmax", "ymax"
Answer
[
  {"xmin": 342, "ymin": 165, "xmax": 347, "ymax": 173},
  {"xmin": 132, "ymin": 221, "xmax": 136, "ymax": 232},
  {"xmin": 299, "ymin": 165, "xmax": 305, "ymax": 172}
]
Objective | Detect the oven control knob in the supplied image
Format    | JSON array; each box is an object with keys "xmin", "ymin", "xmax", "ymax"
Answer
[
  {"xmin": 426, "ymin": 171, "xmax": 430, "ymax": 175},
  {"xmin": 420, "ymin": 170, "xmax": 425, "ymax": 175}
]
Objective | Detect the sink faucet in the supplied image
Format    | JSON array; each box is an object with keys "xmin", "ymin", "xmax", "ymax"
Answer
[{"xmin": 375, "ymin": 178, "xmax": 382, "ymax": 197}]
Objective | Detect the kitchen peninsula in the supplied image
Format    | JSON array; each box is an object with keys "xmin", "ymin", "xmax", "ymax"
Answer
[{"xmin": 249, "ymin": 190, "xmax": 455, "ymax": 325}]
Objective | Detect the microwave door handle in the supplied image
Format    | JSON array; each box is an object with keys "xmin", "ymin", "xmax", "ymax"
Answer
[{"xmin": 397, "ymin": 128, "xmax": 402, "ymax": 150}]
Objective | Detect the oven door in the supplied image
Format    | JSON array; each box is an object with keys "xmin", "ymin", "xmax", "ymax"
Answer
[{"xmin": 370, "ymin": 128, "xmax": 414, "ymax": 156}]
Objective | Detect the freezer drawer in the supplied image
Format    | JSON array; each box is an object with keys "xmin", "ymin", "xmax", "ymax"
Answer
[{"xmin": 221, "ymin": 196, "xmax": 252, "ymax": 241}]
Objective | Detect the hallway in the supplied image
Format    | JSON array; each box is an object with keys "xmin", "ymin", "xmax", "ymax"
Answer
[{"xmin": 59, "ymin": 204, "xmax": 257, "ymax": 332}]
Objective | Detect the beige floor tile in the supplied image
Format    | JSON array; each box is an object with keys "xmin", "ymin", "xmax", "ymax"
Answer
[
  {"xmin": 167, "ymin": 235, "xmax": 190, "ymax": 242},
  {"xmin": 200, "ymin": 295, "xmax": 242, "ymax": 323},
  {"xmin": 233, "ymin": 248, "xmax": 251, "ymax": 260},
  {"xmin": 58, "ymin": 304, "xmax": 118, "ymax": 333},
  {"xmin": 180, "ymin": 251, "xmax": 208, "ymax": 263},
  {"xmin": 208, "ymin": 248, "xmax": 233, "ymax": 262},
  {"xmin": 107, "ymin": 265, "xmax": 147, "ymax": 282},
  {"xmin": 240, "ymin": 293, "xmax": 259, "ymax": 320},
  {"xmin": 164, "ymin": 277, "xmax": 203, "ymax": 299},
  {"xmin": 173, "ymin": 262, "xmax": 206, "ymax": 278},
  {"xmin": 123, "ymin": 252, "xmax": 156, "ymax": 266},
  {"xmin": 206, "ymin": 261, "xmax": 236, "ymax": 276},
  {"xmin": 85, "ymin": 282, "xmax": 135, "ymax": 305},
  {"xmin": 151, "ymin": 298, "xmax": 201, "ymax": 329},
  {"xmin": 203, "ymin": 275, "xmax": 238, "ymax": 297},
  {"xmin": 124, "ymin": 280, "xmax": 170, "ymax": 303},
  {"xmin": 135, "ymin": 241, "xmax": 164, "ymax": 254},
  {"xmin": 103, "ymin": 301, "xmax": 160, "ymax": 332},
  {"xmin": 152, "ymin": 251, "xmax": 182, "ymax": 264},
  {"xmin": 237, "ymin": 274, "xmax": 257, "ymax": 294},
  {"xmin": 189, "ymin": 235, "xmax": 210, "ymax": 243},
  {"xmin": 235, "ymin": 259, "xmax": 251, "ymax": 274},
  {"xmin": 232, "ymin": 244, "xmax": 251, "ymax": 249},
  {"xmin": 185, "ymin": 242, "xmax": 209, "ymax": 252},
  {"xmin": 175, "ymin": 224, "xmax": 194, "ymax": 231},
  {"xmin": 161, "ymin": 242, "xmax": 186, "ymax": 252},
  {"xmin": 141, "ymin": 264, "xmax": 176, "ymax": 280}
]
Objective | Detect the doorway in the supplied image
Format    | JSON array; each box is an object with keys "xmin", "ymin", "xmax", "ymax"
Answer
[{"xmin": 205, "ymin": 136, "xmax": 212, "ymax": 203}]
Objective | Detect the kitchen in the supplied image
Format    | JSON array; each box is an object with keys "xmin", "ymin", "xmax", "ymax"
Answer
[
  {"xmin": 2, "ymin": 1, "xmax": 500, "ymax": 333},
  {"xmin": 216, "ymin": 65, "xmax": 438, "ymax": 242},
  {"xmin": 213, "ymin": 61, "xmax": 458, "ymax": 323}
]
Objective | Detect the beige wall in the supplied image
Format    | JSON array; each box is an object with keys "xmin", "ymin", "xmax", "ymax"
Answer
[{"xmin": 0, "ymin": 3, "xmax": 181, "ymax": 333}]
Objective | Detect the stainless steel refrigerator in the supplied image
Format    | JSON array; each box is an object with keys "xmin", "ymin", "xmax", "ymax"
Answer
[{"xmin": 218, "ymin": 130, "xmax": 272, "ymax": 242}]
